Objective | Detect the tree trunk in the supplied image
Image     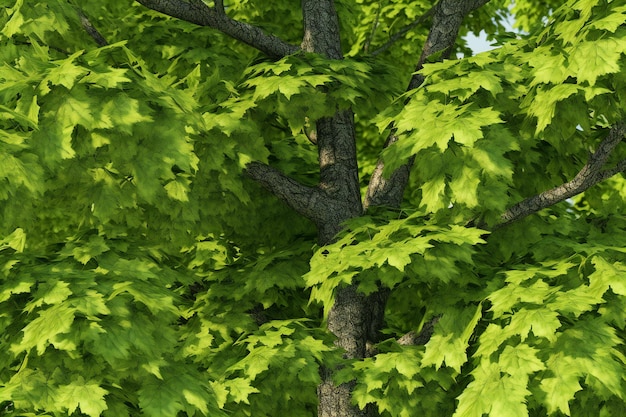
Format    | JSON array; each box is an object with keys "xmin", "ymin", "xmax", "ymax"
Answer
[
  {"xmin": 306, "ymin": 2, "xmax": 491, "ymax": 416},
  {"xmin": 302, "ymin": 2, "xmax": 374, "ymax": 416},
  {"xmin": 318, "ymin": 287, "xmax": 371, "ymax": 417}
]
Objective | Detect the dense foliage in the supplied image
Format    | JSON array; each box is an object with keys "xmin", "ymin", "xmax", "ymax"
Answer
[{"xmin": 1, "ymin": 0, "xmax": 626, "ymax": 416}]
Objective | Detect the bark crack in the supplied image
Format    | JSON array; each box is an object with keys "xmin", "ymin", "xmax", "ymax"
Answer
[{"xmin": 301, "ymin": 0, "xmax": 343, "ymax": 59}]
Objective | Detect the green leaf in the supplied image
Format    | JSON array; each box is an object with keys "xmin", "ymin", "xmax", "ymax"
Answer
[
  {"xmin": 422, "ymin": 304, "xmax": 482, "ymax": 372},
  {"xmin": 57, "ymin": 377, "xmax": 108, "ymax": 417},
  {"xmin": 489, "ymin": 279, "xmax": 555, "ymax": 317},
  {"xmin": 81, "ymin": 67, "xmax": 131, "ymax": 89},
  {"xmin": 0, "ymin": 277, "xmax": 33, "ymax": 303},
  {"xmin": 40, "ymin": 51, "xmax": 88, "ymax": 93},
  {"xmin": 540, "ymin": 354, "xmax": 583, "ymax": 415},
  {"xmin": 102, "ymin": 94, "xmax": 152, "ymax": 133},
  {"xmin": 224, "ymin": 378, "xmax": 259, "ymax": 404},
  {"xmin": 12, "ymin": 303, "xmax": 76, "ymax": 355},
  {"xmin": 508, "ymin": 308, "xmax": 562, "ymax": 342},
  {"xmin": 68, "ymin": 235, "xmax": 110, "ymax": 264},
  {"xmin": 139, "ymin": 377, "xmax": 185, "ymax": 417},
  {"xmin": 525, "ymin": 84, "xmax": 579, "ymax": 133},
  {"xmin": 420, "ymin": 177, "xmax": 447, "ymax": 212},
  {"xmin": 0, "ymin": 227, "xmax": 26, "ymax": 252},
  {"xmin": 1, "ymin": 0, "xmax": 26, "ymax": 38},
  {"xmin": 453, "ymin": 361, "xmax": 530, "ymax": 417},
  {"xmin": 56, "ymin": 90, "xmax": 95, "ymax": 129},
  {"xmin": 589, "ymin": 6, "xmax": 626, "ymax": 32},
  {"xmin": 449, "ymin": 165, "xmax": 480, "ymax": 208},
  {"xmin": 498, "ymin": 344, "xmax": 545, "ymax": 378},
  {"xmin": 3, "ymin": 1, "xmax": 626, "ymax": 417},
  {"xmin": 589, "ymin": 256, "xmax": 626, "ymax": 296},
  {"xmin": 164, "ymin": 178, "xmax": 190, "ymax": 202},
  {"xmin": 16, "ymin": 92, "xmax": 40, "ymax": 127},
  {"xmin": 569, "ymin": 39, "xmax": 625, "ymax": 85},
  {"xmin": 528, "ymin": 46, "xmax": 569, "ymax": 85},
  {"xmin": 32, "ymin": 121, "xmax": 75, "ymax": 162},
  {"xmin": 426, "ymin": 69, "xmax": 503, "ymax": 99},
  {"xmin": 0, "ymin": 103, "xmax": 39, "ymax": 130}
]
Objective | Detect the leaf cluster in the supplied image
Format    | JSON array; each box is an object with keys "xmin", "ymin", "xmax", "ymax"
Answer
[
  {"xmin": 379, "ymin": 0, "xmax": 626, "ymax": 226},
  {"xmin": 3, "ymin": 0, "xmax": 626, "ymax": 416}
]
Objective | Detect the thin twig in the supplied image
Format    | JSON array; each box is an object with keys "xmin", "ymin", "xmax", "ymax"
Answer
[
  {"xmin": 363, "ymin": 1, "xmax": 383, "ymax": 53},
  {"xmin": 76, "ymin": 9, "xmax": 108, "ymax": 47},
  {"xmin": 498, "ymin": 122, "xmax": 626, "ymax": 227},
  {"xmin": 370, "ymin": 6, "xmax": 434, "ymax": 57}
]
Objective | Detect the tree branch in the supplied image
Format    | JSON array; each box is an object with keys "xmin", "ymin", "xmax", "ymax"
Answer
[
  {"xmin": 363, "ymin": 1, "xmax": 383, "ymax": 54},
  {"xmin": 244, "ymin": 161, "xmax": 327, "ymax": 224},
  {"xmin": 364, "ymin": 0, "xmax": 490, "ymax": 209},
  {"xmin": 364, "ymin": 133, "xmax": 414, "ymax": 209},
  {"xmin": 213, "ymin": 0, "xmax": 224, "ymax": 14},
  {"xmin": 408, "ymin": 0, "xmax": 490, "ymax": 90},
  {"xmin": 135, "ymin": 0, "xmax": 299, "ymax": 58},
  {"xmin": 300, "ymin": 2, "xmax": 363, "ymax": 241},
  {"xmin": 498, "ymin": 122, "xmax": 626, "ymax": 227}
]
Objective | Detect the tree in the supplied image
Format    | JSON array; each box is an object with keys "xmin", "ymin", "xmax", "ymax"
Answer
[{"xmin": 1, "ymin": 0, "xmax": 626, "ymax": 416}]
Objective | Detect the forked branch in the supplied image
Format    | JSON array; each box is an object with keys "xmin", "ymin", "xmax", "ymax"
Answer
[
  {"xmin": 135, "ymin": 0, "xmax": 299, "ymax": 58},
  {"xmin": 498, "ymin": 122, "xmax": 626, "ymax": 227}
]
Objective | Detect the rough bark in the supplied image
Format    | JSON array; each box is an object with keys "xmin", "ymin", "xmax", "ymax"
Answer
[
  {"xmin": 361, "ymin": 1, "xmax": 491, "ymax": 371},
  {"xmin": 245, "ymin": 162, "xmax": 330, "ymax": 225},
  {"xmin": 133, "ymin": 1, "xmax": 626, "ymax": 416},
  {"xmin": 301, "ymin": 0, "xmax": 343, "ymax": 60},
  {"xmin": 315, "ymin": 110, "xmax": 363, "ymax": 241},
  {"xmin": 397, "ymin": 316, "xmax": 440, "ymax": 346},
  {"xmin": 300, "ymin": 2, "xmax": 371, "ymax": 417},
  {"xmin": 318, "ymin": 286, "xmax": 369, "ymax": 417},
  {"xmin": 300, "ymin": 1, "xmax": 492, "ymax": 415},
  {"xmin": 136, "ymin": 0, "xmax": 299, "ymax": 58}
]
